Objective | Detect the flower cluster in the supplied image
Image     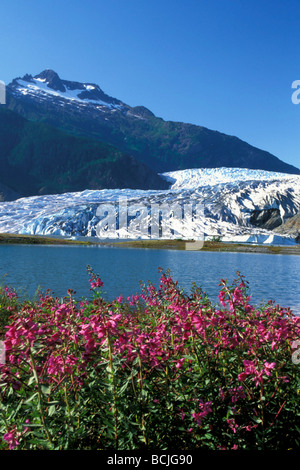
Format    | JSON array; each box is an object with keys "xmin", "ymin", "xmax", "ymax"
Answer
[{"xmin": 0, "ymin": 269, "xmax": 299, "ymax": 450}]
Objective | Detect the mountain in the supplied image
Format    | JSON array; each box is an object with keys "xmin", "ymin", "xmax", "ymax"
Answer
[
  {"xmin": 0, "ymin": 107, "xmax": 168, "ymax": 198},
  {"xmin": 0, "ymin": 182, "xmax": 21, "ymax": 201},
  {"xmin": 0, "ymin": 168, "xmax": 299, "ymax": 245},
  {"xmin": 6, "ymin": 69, "xmax": 300, "ymax": 177}
]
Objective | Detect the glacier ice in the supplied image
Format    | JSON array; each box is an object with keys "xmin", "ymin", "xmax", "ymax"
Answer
[{"xmin": 0, "ymin": 167, "xmax": 299, "ymax": 245}]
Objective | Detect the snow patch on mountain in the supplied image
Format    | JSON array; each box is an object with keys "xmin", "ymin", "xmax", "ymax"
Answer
[{"xmin": 14, "ymin": 78, "xmax": 123, "ymax": 109}]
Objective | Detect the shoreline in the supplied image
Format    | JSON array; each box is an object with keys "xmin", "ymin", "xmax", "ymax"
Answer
[
  {"xmin": 0, "ymin": 232, "xmax": 299, "ymax": 255},
  {"xmin": 0, "ymin": 233, "xmax": 91, "ymax": 245},
  {"xmin": 102, "ymin": 239, "xmax": 300, "ymax": 255}
]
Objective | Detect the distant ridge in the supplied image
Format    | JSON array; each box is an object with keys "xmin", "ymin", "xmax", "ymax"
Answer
[
  {"xmin": 2, "ymin": 69, "xmax": 299, "ymax": 199},
  {"xmin": 0, "ymin": 107, "xmax": 168, "ymax": 199}
]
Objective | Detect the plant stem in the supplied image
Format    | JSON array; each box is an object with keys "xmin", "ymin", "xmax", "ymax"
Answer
[
  {"xmin": 137, "ymin": 349, "xmax": 147, "ymax": 447},
  {"xmin": 107, "ymin": 333, "xmax": 118, "ymax": 449},
  {"xmin": 29, "ymin": 349, "xmax": 53, "ymax": 448}
]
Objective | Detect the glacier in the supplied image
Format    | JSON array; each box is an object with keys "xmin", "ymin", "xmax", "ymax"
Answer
[{"xmin": 0, "ymin": 167, "xmax": 299, "ymax": 245}]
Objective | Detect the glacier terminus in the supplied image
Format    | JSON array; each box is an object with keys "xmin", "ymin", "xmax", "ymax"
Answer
[{"xmin": 0, "ymin": 167, "xmax": 299, "ymax": 246}]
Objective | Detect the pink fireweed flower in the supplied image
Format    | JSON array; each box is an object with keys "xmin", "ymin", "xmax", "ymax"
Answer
[
  {"xmin": 3, "ymin": 427, "xmax": 20, "ymax": 450},
  {"xmin": 219, "ymin": 386, "xmax": 246, "ymax": 403},
  {"xmin": 159, "ymin": 275, "xmax": 174, "ymax": 289},
  {"xmin": 227, "ymin": 418, "xmax": 239, "ymax": 434},
  {"xmin": 175, "ymin": 358, "xmax": 185, "ymax": 369},
  {"xmin": 244, "ymin": 422, "xmax": 258, "ymax": 432},
  {"xmin": 238, "ymin": 359, "xmax": 276, "ymax": 387},
  {"xmin": 232, "ymin": 287, "xmax": 243, "ymax": 304},
  {"xmin": 229, "ymin": 386, "xmax": 246, "ymax": 403},
  {"xmin": 4, "ymin": 286, "xmax": 17, "ymax": 299},
  {"xmin": 127, "ymin": 294, "xmax": 140, "ymax": 306},
  {"xmin": 238, "ymin": 359, "xmax": 257, "ymax": 383},
  {"xmin": 218, "ymin": 290, "xmax": 227, "ymax": 307},
  {"xmin": 192, "ymin": 400, "xmax": 212, "ymax": 426},
  {"xmin": 47, "ymin": 354, "xmax": 79, "ymax": 376},
  {"xmin": 89, "ymin": 278, "xmax": 104, "ymax": 290},
  {"xmin": 5, "ymin": 320, "xmax": 38, "ymax": 348},
  {"xmin": 263, "ymin": 361, "xmax": 276, "ymax": 376}
]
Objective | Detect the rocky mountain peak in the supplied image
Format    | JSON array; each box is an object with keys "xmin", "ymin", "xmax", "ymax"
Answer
[
  {"xmin": 34, "ymin": 69, "xmax": 66, "ymax": 92},
  {"xmin": 11, "ymin": 69, "xmax": 124, "ymax": 107}
]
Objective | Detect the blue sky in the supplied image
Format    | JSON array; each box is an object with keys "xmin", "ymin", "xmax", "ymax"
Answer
[{"xmin": 1, "ymin": 0, "xmax": 300, "ymax": 169}]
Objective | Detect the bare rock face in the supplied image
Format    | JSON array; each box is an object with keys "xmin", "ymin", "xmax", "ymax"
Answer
[
  {"xmin": 250, "ymin": 208, "xmax": 282, "ymax": 231},
  {"xmin": 273, "ymin": 212, "xmax": 300, "ymax": 242},
  {"xmin": 35, "ymin": 69, "xmax": 66, "ymax": 93}
]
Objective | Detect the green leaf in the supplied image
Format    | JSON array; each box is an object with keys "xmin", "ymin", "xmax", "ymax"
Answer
[
  {"xmin": 48, "ymin": 405, "xmax": 57, "ymax": 416},
  {"xmin": 24, "ymin": 423, "xmax": 43, "ymax": 428},
  {"xmin": 31, "ymin": 438, "xmax": 53, "ymax": 449},
  {"xmin": 27, "ymin": 376, "xmax": 36, "ymax": 386},
  {"xmin": 31, "ymin": 342, "xmax": 43, "ymax": 353},
  {"xmin": 41, "ymin": 384, "xmax": 51, "ymax": 395},
  {"xmin": 25, "ymin": 392, "xmax": 38, "ymax": 404},
  {"xmin": 118, "ymin": 378, "xmax": 131, "ymax": 395}
]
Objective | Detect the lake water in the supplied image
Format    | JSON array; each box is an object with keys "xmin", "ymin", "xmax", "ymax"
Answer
[{"xmin": 0, "ymin": 244, "xmax": 299, "ymax": 315}]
